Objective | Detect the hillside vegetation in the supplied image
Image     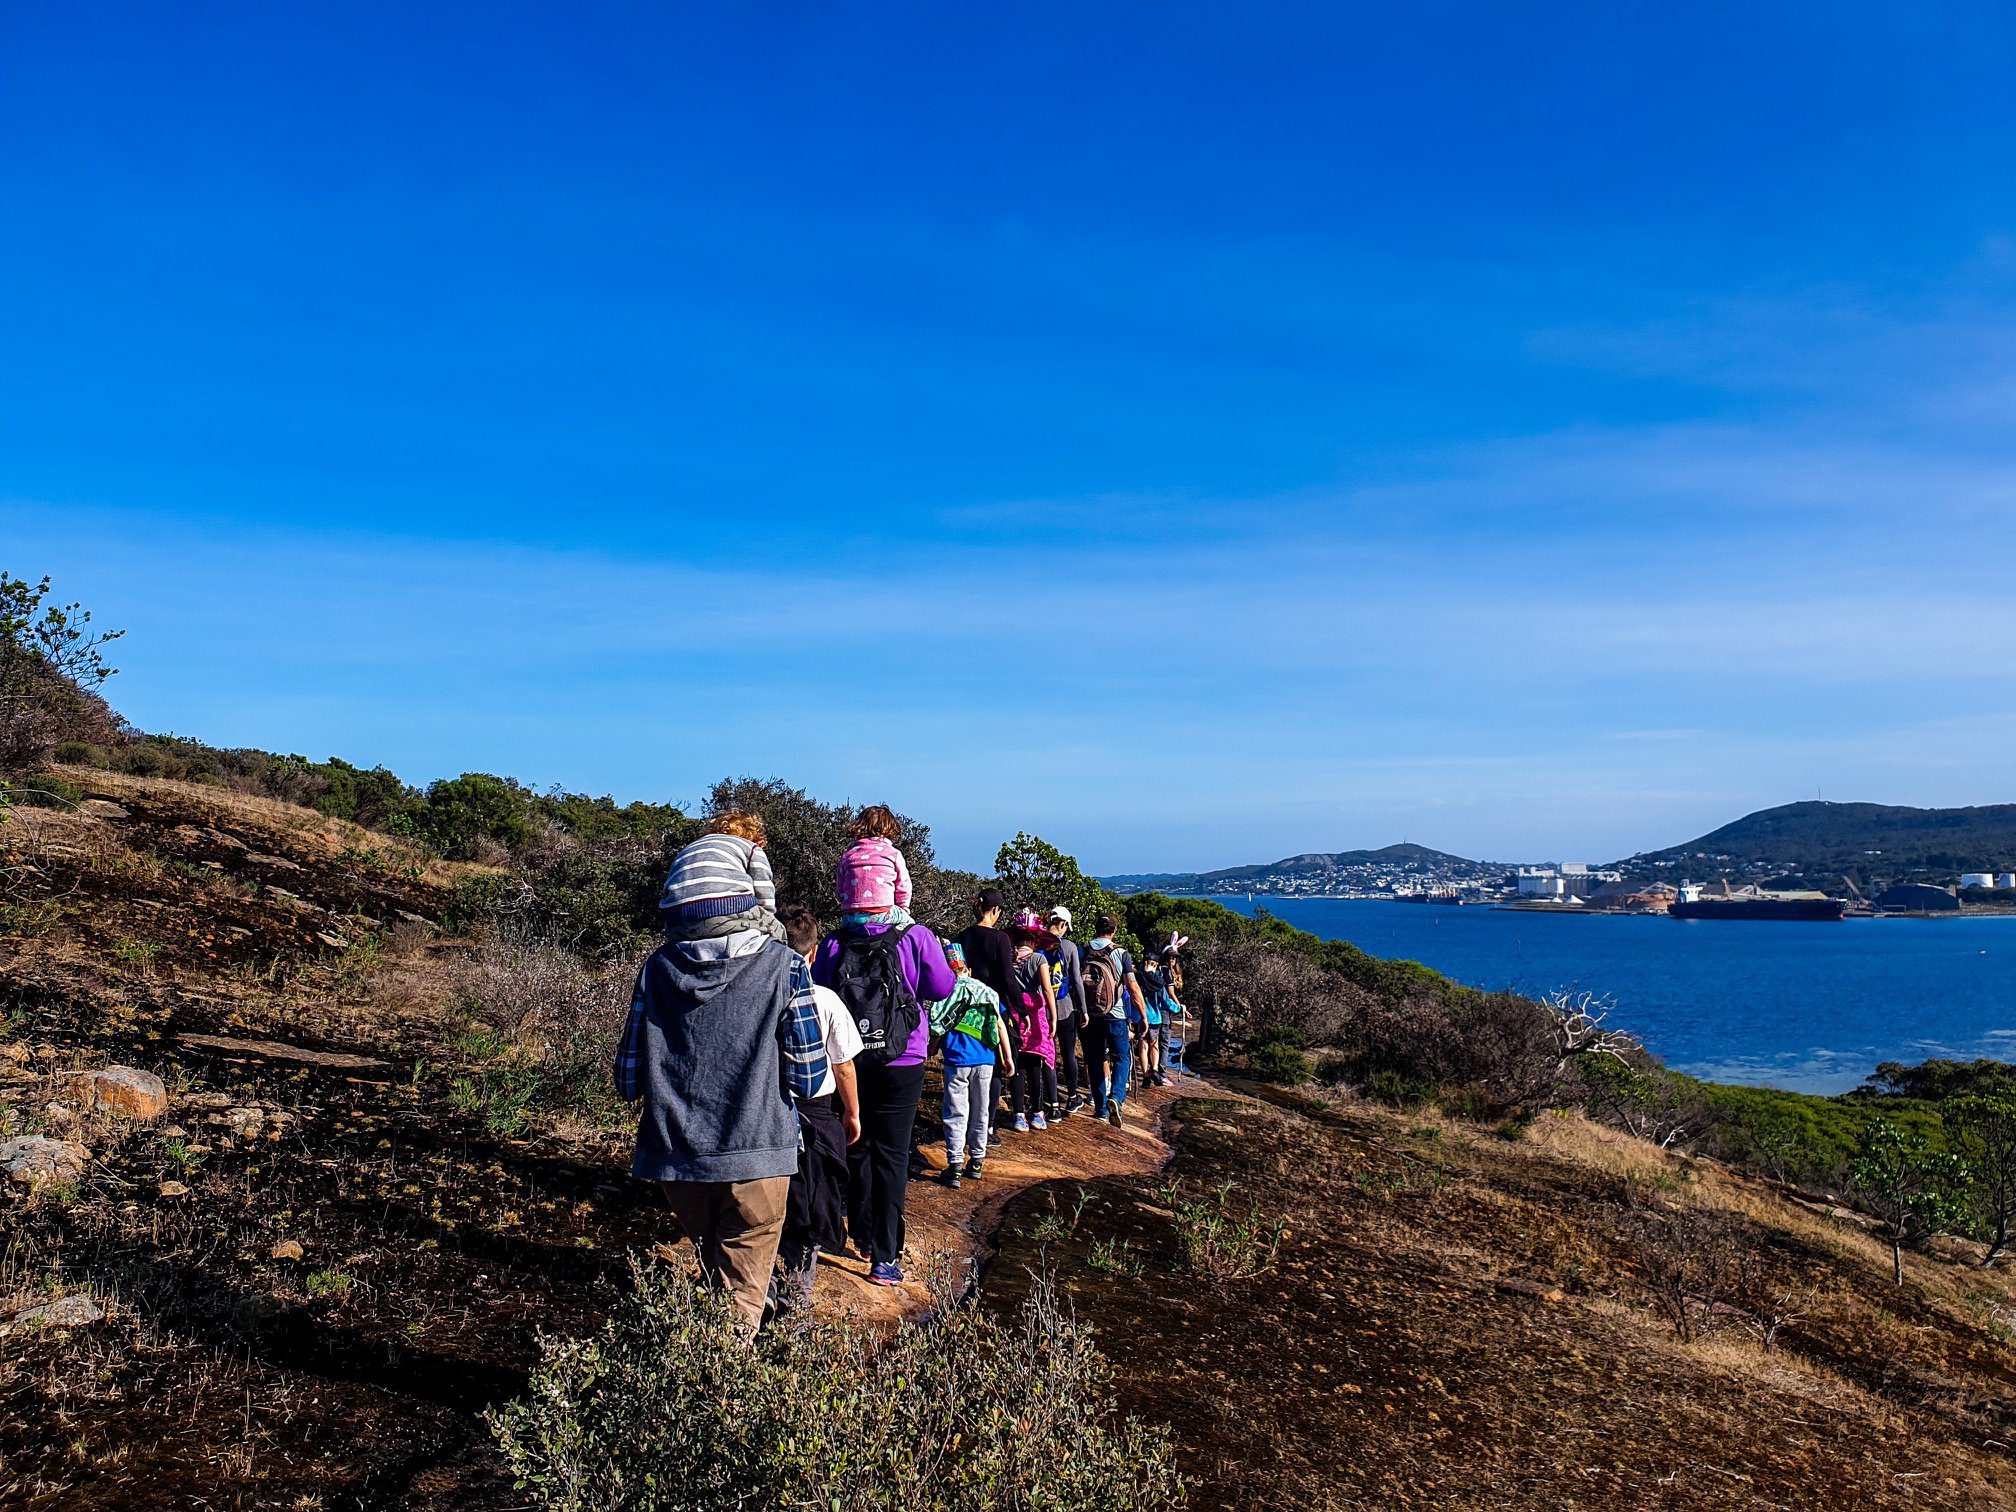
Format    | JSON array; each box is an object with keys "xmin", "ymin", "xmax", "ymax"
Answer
[
  {"xmin": 7, "ymin": 586, "xmax": 2016, "ymax": 1507},
  {"xmin": 1632, "ymin": 800, "xmax": 2016, "ymax": 883},
  {"xmin": 8, "ymin": 770, "xmax": 2016, "ymax": 1508}
]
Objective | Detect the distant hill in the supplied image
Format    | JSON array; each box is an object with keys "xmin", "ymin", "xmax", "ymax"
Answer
[
  {"xmin": 1627, "ymin": 801, "xmax": 2016, "ymax": 882},
  {"xmin": 1102, "ymin": 842, "xmax": 1487, "ymax": 895}
]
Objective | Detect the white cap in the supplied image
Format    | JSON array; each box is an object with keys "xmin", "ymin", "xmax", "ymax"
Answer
[{"xmin": 1046, "ymin": 905, "xmax": 1072, "ymax": 926}]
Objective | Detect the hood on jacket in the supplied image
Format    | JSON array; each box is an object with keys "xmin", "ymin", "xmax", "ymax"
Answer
[{"xmin": 659, "ymin": 929, "xmax": 775, "ymax": 1005}]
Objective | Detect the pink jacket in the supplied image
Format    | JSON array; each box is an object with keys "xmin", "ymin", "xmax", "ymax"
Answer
[{"xmin": 836, "ymin": 836, "xmax": 912, "ymax": 913}]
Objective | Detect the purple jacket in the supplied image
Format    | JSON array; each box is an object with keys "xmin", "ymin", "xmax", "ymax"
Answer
[{"xmin": 811, "ymin": 922, "xmax": 956, "ymax": 1067}]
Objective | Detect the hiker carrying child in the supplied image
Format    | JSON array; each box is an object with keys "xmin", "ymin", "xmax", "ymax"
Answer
[
  {"xmin": 615, "ymin": 814, "xmax": 827, "ymax": 1336},
  {"xmin": 811, "ymin": 852, "xmax": 956, "ymax": 1288}
]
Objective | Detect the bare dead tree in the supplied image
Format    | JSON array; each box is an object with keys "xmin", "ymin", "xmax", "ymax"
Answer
[{"xmin": 1542, "ymin": 990, "xmax": 1639, "ymax": 1069}]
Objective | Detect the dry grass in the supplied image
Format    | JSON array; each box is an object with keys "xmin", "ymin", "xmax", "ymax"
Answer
[
  {"xmin": 45, "ymin": 765, "xmax": 491, "ymax": 888},
  {"xmin": 1524, "ymin": 1106, "xmax": 1682, "ymax": 1186}
]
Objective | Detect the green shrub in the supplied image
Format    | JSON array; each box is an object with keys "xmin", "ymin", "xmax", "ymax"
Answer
[
  {"xmin": 413, "ymin": 772, "xmax": 538, "ymax": 859},
  {"xmin": 443, "ymin": 872, "xmax": 520, "ymax": 935},
  {"xmin": 1167, "ymin": 1178, "xmax": 1286, "ymax": 1283},
  {"xmin": 1363, "ymin": 1069, "xmax": 1435, "ymax": 1108},
  {"xmin": 49, "ymin": 740, "xmax": 104, "ymax": 765},
  {"xmin": 1248, "ymin": 1027, "xmax": 1313, "ymax": 1085},
  {"xmin": 488, "ymin": 1260, "xmax": 1183, "ymax": 1512}
]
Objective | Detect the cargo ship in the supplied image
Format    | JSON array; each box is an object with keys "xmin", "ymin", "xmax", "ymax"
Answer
[{"xmin": 1669, "ymin": 884, "xmax": 1845, "ymax": 922}]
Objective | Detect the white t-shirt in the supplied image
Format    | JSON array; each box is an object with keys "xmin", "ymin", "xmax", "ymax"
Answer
[{"xmin": 808, "ymin": 982, "xmax": 864, "ymax": 1098}]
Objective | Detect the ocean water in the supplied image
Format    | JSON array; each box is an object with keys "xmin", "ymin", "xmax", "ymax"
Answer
[{"xmin": 1209, "ymin": 898, "xmax": 2016, "ymax": 1094}]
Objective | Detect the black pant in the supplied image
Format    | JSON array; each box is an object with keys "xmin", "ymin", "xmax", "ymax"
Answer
[
  {"xmin": 1057, "ymin": 1013, "xmax": 1085, "ymax": 1101},
  {"xmin": 847, "ymin": 1061, "xmax": 926, "ymax": 1265},
  {"xmin": 1011, "ymin": 1052, "xmax": 1057, "ymax": 1117},
  {"xmin": 1077, "ymin": 1019, "xmax": 1107, "ymax": 1103}
]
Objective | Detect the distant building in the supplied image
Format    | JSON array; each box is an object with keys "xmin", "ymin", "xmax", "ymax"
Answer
[
  {"xmin": 1961, "ymin": 872, "xmax": 1997, "ymax": 889},
  {"xmin": 1876, "ymin": 883, "xmax": 1962, "ymax": 913},
  {"xmin": 1519, "ymin": 863, "xmax": 1621, "ymax": 900}
]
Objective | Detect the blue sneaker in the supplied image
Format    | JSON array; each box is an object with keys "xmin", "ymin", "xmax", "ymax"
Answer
[
  {"xmin": 867, "ymin": 1260, "xmax": 904, "ymax": 1286},
  {"xmin": 1012, "ymin": 1114, "xmax": 1030, "ymax": 1132},
  {"xmin": 1030, "ymin": 1113, "xmax": 1048, "ymax": 1131}
]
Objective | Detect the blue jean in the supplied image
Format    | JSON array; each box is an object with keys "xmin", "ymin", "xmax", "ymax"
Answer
[{"xmin": 1090, "ymin": 1015, "xmax": 1133, "ymax": 1113}]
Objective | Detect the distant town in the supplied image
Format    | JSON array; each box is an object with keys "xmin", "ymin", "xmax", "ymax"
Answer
[{"xmin": 1101, "ymin": 801, "xmax": 2016, "ymax": 918}]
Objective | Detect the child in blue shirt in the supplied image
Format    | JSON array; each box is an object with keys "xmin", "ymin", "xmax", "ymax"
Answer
[{"xmin": 933, "ymin": 943, "xmax": 1010, "ymax": 1187}]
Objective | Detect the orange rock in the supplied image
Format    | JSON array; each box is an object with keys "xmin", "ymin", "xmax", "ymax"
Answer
[{"xmin": 79, "ymin": 1067, "xmax": 170, "ymax": 1120}]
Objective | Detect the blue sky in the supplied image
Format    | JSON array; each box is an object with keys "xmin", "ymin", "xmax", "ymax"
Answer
[{"xmin": 4, "ymin": 2, "xmax": 2014, "ymax": 873}]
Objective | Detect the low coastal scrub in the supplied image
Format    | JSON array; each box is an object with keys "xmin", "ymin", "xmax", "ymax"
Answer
[
  {"xmin": 18, "ymin": 585, "xmax": 2016, "ymax": 1277},
  {"xmin": 488, "ymin": 1260, "xmax": 1183, "ymax": 1512}
]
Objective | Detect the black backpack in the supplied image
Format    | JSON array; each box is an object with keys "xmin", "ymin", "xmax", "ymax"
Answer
[{"xmin": 832, "ymin": 925, "xmax": 923, "ymax": 1064}]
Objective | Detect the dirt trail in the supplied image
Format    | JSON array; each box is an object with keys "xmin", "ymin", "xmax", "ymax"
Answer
[{"xmin": 799, "ymin": 1072, "xmax": 1214, "ymax": 1325}]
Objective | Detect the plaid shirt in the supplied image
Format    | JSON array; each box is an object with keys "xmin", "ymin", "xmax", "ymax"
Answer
[{"xmin": 612, "ymin": 944, "xmax": 827, "ymax": 1104}]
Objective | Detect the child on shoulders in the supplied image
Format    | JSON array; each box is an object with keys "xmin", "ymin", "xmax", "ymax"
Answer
[{"xmin": 836, "ymin": 804, "xmax": 915, "ymax": 928}]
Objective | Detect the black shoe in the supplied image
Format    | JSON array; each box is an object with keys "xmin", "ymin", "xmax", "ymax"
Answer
[
  {"xmin": 940, "ymin": 1165, "xmax": 962, "ymax": 1190},
  {"xmin": 964, "ymin": 1158, "xmax": 984, "ymax": 1181},
  {"xmin": 1106, "ymin": 1103, "xmax": 1124, "ymax": 1129}
]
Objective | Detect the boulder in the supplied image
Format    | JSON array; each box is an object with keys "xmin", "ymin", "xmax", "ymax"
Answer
[
  {"xmin": 269, "ymin": 1239, "xmax": 304, "ymax": 1261},
  {"xmin": 9, "ymin": 1294, "xmax": 104, "ymax": 1329},
  {"xmin": 77, "ymin": 1066, "xmax": 170, "ymax": 1121},
  {"xmin": 76, "ymin": 799, "xmax": 130, "ymax": 820},
  {"xmin": 1, "ymin": 1136, "xmax": 89, "ymax": 1187}
]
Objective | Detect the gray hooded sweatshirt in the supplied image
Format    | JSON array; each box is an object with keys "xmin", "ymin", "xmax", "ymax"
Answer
[{"xmin": 627, "ymin": 933, "xmax": 801, "ymax": 1184}]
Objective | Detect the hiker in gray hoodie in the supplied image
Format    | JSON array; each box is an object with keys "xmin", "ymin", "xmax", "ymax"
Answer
[{"xmin": 614, "ymin": 820, "xmax": 828, "ymax": 1335}]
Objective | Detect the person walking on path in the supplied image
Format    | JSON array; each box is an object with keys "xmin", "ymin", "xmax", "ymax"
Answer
[
  {"xmin": 1082, "ymin": 914, "xmax": 1149, "ymax": 1128},
  {"xmin": 615, "ymin": 833, "xmax": 829, "ymax": 1336},
  {"xmin": 812, "ymin": 896, "xmax": 956, "ymax": 1288},
  {"xmin": 1004, "ymin": 910, "xmax": 1060, "ymax": 1131},
  {"xmin": 1136, "ymin": 952, "xmax": 1175, "ymax": 1088},
  {"xmin": 956, "ymin": 888, "xmax": 1020, "ymax": 1142},
  {"xmin": 771, "ymin": 906, "xmax": 863, "ymax": 1315},
  {"xmin": 955, "ymin": 888, "xmax": 1018, "ymax": 1023},
  {"xmin": 1044, "ymin": 906, "xmax": 1091, "ymax": 1117},
  {"xmin": 930, "ymin": 943, "xmax": 1010, "ymax": 1188},
  {"xmin": 1137, "ymin": 951, "xmax": 1177, "ymax": 1080}
]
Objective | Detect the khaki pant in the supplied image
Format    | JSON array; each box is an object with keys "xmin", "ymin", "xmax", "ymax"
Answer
[{"xmin": 660, "ymin": 1175, "xmax": 791, "ymax": 1336}]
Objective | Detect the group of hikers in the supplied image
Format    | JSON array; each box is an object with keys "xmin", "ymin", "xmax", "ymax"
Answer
[{"xmin": 613, "ymin": 806, "xmax": 1190, "ymax": 1333}]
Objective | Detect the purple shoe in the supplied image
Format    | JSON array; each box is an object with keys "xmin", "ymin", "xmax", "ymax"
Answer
[{"xmin": 867, "ymin": 1260, "xmax": 905, "ymax": 1286}]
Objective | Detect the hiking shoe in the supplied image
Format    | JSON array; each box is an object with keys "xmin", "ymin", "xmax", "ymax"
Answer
[
  {"xmin": 940, "ymin": 1164, "xmax": 962, "ymax": 1189},
  {"xmin": 1012, "ymin": 1115, "xmax": 1030, "ymax": 1132},
  {"xmin": 1106, "ymin": 1103, "xmax": 1124, "ymax": 1129},
  {"xmin": 1066, "ymin": 1095, "xmax": 1089, "ymax": 1113},
  {"xmin": 1030, "ymin": 1113, "xmax": 1048, "ymax": 1131},
  {"xmin": 867, "ymin": 1261, "xmax": 905, "ymax": 1287},
  {"xmin": 963, "ymin": 1158, "xmax": 984, "ymax": 1181}
]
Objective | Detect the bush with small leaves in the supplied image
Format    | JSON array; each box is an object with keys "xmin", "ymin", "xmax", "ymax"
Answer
[{"xmin": 488, "ymin": 1258, "xmax": 1183, "ymax": 1512}]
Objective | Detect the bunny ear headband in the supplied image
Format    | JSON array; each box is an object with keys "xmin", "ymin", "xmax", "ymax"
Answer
[{"xmin": 1165, "ymin": 933, "xmax": 1189, "ymax": 955}]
